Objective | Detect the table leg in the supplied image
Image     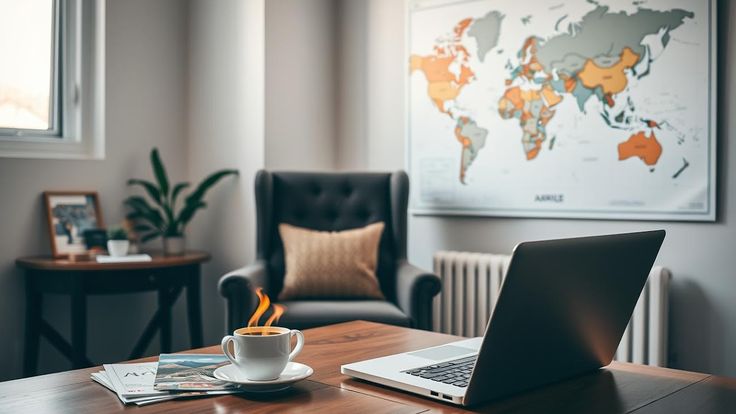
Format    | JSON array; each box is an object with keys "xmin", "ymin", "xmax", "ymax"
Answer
[
  {"xmin": 158, "ymin": 286, "xmax": 172, "ymax": 353},
  {"xmin": 70, "ymin": 274, "xmax": 88, "ymax": 369},
  {"xmin": 129, "ymin": 285, "xmax": 182, "ymax": 360},
  {"xmin": 23, "ymin": 272, "xmax": 42, "ymax": 377},
  {"xmin": 186, "ymin": 264, "xmax": 203, "ymax": 348}
]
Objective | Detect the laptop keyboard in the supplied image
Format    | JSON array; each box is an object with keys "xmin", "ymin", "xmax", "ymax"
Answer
[{"xmin": 403, "ymin": 355, "xmax": 477, "ymax": 388}]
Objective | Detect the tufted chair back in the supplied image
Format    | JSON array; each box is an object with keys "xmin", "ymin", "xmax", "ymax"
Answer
[{"xmin": 254, "ymin": 170, "xmax": 409, "ymax": 302}]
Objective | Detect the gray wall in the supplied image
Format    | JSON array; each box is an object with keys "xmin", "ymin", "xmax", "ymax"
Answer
[
  {"xmin": 186, "ymin": 0, "xmax": 266, "ymax": 353},
  {"xmin": 185, "ymin": 0, "xmax": 341, "ymax": 351},
  {"xmin": 265, "ymin": 0, "xmax": 338, "ymax": 170},
  {"xmin": 0, "ymin": 0, "xmax": 189, "ymax": 380},
  {"xmin": 336, "ymin": 0, "xmax": 406, "ymax": 171},
  {"xmin": 336, "ymin": 0, "xmax": 368, "ymax": 169},
  {"xmin": 336, "ymin": 0, "xmax": 736, "ymax": 377}
]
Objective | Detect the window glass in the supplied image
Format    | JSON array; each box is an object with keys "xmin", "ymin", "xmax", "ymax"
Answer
[{"xmin": 0, "ymin": 0, "xmax": 56, "ymax": 131}]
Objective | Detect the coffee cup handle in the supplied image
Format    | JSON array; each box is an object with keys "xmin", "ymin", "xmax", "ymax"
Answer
[
  {"xmin": 221, "ymin": 335, "xmax": 240, "ymax": 367},
  {"xmin": 288, "ymin": 329, "xmax": 305, "ymax": 361}
]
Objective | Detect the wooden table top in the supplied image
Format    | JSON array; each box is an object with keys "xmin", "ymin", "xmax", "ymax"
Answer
[
  {"xmin": 0, "ymin": 321, "xmax": 732, "ymax": 413},
  {"xmin": 15, "ymin": 251, "xmax": 210, "ymax": 271}
]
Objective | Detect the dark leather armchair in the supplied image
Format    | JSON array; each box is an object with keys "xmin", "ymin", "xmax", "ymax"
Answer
[{"xmin": 218, "ymin": 170, "xmax": 441, "ymax": 333}]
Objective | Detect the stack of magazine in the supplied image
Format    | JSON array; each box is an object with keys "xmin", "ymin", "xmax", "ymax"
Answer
[{"xmin": 91, "ymin": 354, "xmax": 240, "ymax": 406}]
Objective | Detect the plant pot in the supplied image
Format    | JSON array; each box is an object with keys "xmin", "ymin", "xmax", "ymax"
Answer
[
  {"xmin": 163, "ymin": 236, "xmax": 186, "ymax": 256},
  {"xmin": 107, "ymin": 240, "xmax": 130, "ymax": 257}
]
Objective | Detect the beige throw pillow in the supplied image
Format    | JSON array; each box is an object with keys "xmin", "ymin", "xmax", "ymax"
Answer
[{"xmin": 277, "ymin": 222, "xmax": 386, "ymax": 300}]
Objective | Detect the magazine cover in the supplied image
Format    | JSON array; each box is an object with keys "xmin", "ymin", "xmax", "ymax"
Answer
[
  {"xmin": 94, "ymin": 366, "xmax": 236, "ymax": 406},
  {"xmin": 103, "ymin": 362, "xmax": 166, "ymax": 398},
  {"xmin": 154, "ymin": 354, "xmax": 237, "ymax": 391}
]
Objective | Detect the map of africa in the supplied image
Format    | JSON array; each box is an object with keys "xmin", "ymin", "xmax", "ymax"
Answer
[{"xmin": 408, "ymin": 0, "xmax": 715, "ymax": 220}]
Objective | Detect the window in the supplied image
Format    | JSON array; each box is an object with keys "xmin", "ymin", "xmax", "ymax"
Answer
[
  {"xmin": 0, "ymin": 0, "xmax": 59, "ymax": 134},
  {"xmin": 0, "ymin": 0, "xmax": 105, "ymax": 159}
]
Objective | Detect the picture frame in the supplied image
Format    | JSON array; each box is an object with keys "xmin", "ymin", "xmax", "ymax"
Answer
[{"xmin": 43, "ymin": 191, "xmax": 105, "ymax": 258}]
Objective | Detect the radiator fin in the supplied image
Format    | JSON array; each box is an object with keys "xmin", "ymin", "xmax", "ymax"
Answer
[{"xmin": 432, "ymin": 251, "xmax": 671, "ymax": 367}]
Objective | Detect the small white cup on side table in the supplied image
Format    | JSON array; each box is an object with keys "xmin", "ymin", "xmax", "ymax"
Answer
[{"xmin": 107, "ymin": 240, "xmax": 130, "ymax": 257}]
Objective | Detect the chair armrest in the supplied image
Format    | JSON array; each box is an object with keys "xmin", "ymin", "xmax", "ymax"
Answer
[
  {"xmin": 395, "ymin": 260, "xmax": 441, "ymax": 331},
  {"xmin": 218, "ymin": 261, "xmax": 269, "ymax": 334}
]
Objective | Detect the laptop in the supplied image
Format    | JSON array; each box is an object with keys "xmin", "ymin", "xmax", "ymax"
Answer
[{"xmin": 341, "ymin": 230, "xmax": 666, "ymax": 406}]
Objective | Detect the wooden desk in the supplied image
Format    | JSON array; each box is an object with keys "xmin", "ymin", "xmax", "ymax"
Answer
[
  {"xmin": 1, "ymin": 321, "xmax": 734, "ymax": 413},
  {"xmin": 16, "ymin": 251, "xmax": 210, "ymax": 377}
]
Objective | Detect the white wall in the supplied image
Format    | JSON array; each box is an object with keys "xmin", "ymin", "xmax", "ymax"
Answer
[
  {"xmin": 0, "ymin": 0, "xmax": 189, "ymax": 380},
  {"xmin": 336, "ymin": 0, "xmax": 368, "ymax": 169},
  {"xmin": 265, "ymin": 0, "xmax": 338, "ymax": 170},
  {"xmin": 336, "ymin": 0, "xmax": 405, "ymax": 171},
  {"xmin": 336, "ymin": 0, "xmax": 736, "ymax": 377},
  {"xmin": 186, "ymin": 0, "xmax": 342, "ymax": 348},
  {"xmin": 187, "ymin": 0, "xmax": 265, "ymax": 346}
]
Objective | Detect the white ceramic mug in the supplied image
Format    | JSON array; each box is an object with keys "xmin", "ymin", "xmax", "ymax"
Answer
[{"xmin": 221, "ymin": 326, "xmax": 305, "ymax": 380}]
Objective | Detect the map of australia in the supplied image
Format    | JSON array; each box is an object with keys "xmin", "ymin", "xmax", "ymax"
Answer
[{"xmin": 408, "ymin": 0, "xmax": 714, "ymax": 220}]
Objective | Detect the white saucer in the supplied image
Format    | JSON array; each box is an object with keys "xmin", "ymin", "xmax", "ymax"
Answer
[{"xmin": 213, "ymin": 362, "xmax": 314, "ymax": 392}]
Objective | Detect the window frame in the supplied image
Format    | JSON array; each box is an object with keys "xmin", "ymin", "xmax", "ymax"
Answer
[{"xmin": 0, "ymin": 0, "xmax": 105, "ymax": 160}]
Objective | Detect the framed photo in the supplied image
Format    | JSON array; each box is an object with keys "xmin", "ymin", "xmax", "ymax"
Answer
[{"xmin": 43, "ymin": 192, "xmax": 104, "ymax": 258}]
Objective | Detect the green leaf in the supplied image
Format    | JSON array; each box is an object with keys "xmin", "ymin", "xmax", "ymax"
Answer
[
  {"xmin": 132, "ymin": 223, "xmax": 155, "ymax": 233},
  {"xmin": 124, "ymin": 195, "xmax": 158, "ymax": 215},
  {"xmin": 170, "ymin": 182, "xmax": 190, "ymax": 205},
  {"xmin": 127, "ymin": 179, "xmax": 162, "ymax": 205},
  {"xmin": 175, "ymin": 201, "xmax": 206, "ymax": 232},
  {"xmin": 126, "ymin": 216, "xmax": 162, "ymax": 236},
  {"xmin": 107, "ymin": 226, "xmax": 128, "ymax": 240},
  {"xmin": 124, "ymin": 196, "xmax": 165, "ymax": 229},
  {"xmin": 162, "ymin": 203, "xmax": 175, "ymax": 232},
  {"xmin": 150, "ymin": 148, "xmax": 170, "ymax": 197},
  {"xmin": 164, "ymin": 226, "xmax": 183, "ymax": 237},
  {"xmin": 126, "ymin": 211, "xmax": 152, "ymax": 222},
  {"xmin": 140, "ymin": 232, "xmax": 161, "ymax": 243},
  {"xmin": 185, "ymin": 169, "xmax": 239, "ymax": 206}
]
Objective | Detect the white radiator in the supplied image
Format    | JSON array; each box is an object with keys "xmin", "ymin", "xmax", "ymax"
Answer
[{"xmin": 432, "ymin": 251, "xmax": 671, "ymax": 367}]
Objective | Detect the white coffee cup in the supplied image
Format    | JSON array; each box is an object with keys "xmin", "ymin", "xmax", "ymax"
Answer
[{"xmin": 221, "ymin": 326, "xmax": 305, "ymax": 381}]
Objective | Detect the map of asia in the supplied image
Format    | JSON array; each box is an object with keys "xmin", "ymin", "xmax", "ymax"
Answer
[{"xmin": 408, "ymin": 0, "xmax": 716, "ymax": 221}]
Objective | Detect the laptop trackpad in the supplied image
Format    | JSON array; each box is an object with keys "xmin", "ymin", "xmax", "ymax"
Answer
[{"xmin": 408, "ymin": 345, "xmax": 476, "ymax": 361}]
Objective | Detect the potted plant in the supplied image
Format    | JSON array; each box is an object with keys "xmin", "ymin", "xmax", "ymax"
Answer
[
  {"xmin": 107, "ymin": 226, "xmax": 130, "ymax": 257},
  {"xmin": 125, "ymin": 148, "xmax": 238, "ymax": 255}
]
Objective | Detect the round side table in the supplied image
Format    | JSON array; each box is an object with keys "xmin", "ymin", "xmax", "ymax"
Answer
[{"xmin": 16, "ymin": 251, "xmax": 210, "ymax": 377}]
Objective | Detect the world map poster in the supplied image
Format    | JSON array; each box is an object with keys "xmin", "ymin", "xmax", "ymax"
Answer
[{"xmin": 408, "ymin": 0, "xmax": 716, "ymax": 221}]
